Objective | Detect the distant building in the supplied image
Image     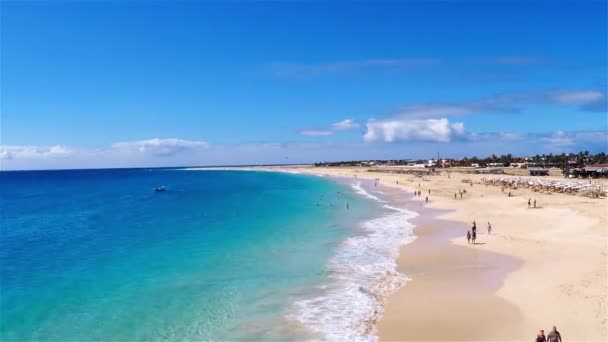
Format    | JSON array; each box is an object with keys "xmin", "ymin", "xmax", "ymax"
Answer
[
  {"xmin": 487, "ymin": 162, "xmax": 505, "ymax": 167},
  {"xmin": 475, "ymin": 168, "xmax": 504, "ymax": 174},
  {"xmin": 529, "ymin": 168, "xmax": 549, "ymax": 176},
  {"xmin": 583, "ymin": 164, "xmax": 608, "ymax": 178}
]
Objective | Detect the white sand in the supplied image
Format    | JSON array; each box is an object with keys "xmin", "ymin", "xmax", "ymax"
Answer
[{"xmin": 277, "ymin": 166, "xmax": 607, "ymax": 341}]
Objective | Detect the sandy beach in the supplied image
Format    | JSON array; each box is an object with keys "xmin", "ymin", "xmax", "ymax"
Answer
[{"xmin": 277, "ymin": 166, "xmax": 607, "ymax": 341}]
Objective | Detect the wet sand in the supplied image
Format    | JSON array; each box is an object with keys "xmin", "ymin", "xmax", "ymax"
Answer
[{"xmin": 377, "ymin": 185, "xmax": 524, "ymax": 341}]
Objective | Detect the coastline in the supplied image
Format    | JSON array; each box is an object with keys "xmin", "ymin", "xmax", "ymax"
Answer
[
  {"xmin": 288, "ymin": 176, "xmax": 419, "ymax": 341},
  {"xmin": 275, "ymin": 166, "xmax": 607, "ymax": 341}
]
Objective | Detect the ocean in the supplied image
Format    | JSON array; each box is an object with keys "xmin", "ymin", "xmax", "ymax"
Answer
[{"xmin": 0, "ymin": 169, "xmax": 416, "ymax": 341}]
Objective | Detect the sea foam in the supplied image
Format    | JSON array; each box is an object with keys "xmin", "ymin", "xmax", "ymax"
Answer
[
  {"xmin": 350, "ymin": 182, "xmax": 387, "ymax": 202},
  {"xmin": 292, "ymin": 182, "xmax": 418, "ymax": 341}
]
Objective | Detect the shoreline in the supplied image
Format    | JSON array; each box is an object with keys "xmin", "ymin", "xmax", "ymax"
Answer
[
  {"xmin": 375, "ymin": 184, "xmax": 524, "ymax": 340},
  {"xmin": 288, "ymin": 176, "xmax": 419, "ymax": 341},
  {"xmin": 275, "ymin": 166, "xmax": 607, "ymax": 341}
]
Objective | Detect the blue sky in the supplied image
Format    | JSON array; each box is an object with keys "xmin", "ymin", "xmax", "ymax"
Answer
[{"xmin": 1, "ymin": 1, "xmax": 606, "ymax": 169}]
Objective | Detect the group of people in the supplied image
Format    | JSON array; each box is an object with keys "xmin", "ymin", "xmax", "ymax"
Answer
[
  {"xmin": 536, "ymin": 326, "xmax": 562, "ymax": 342},
  {"xmin": 413, "ymin": 189, "xmax": 429, "ymax": 202},
  {"xmin": 454, "ymin": 188, "xmax": 468, "ymax": 199},
  {"xmin": 466, "ymin": 220, "xmax": 491, "ymax": 244}
]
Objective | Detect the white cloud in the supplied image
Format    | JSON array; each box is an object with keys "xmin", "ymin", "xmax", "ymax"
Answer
[
  {"xmin": 111, "ymin": 138, "xmax": 208, "ymax": 156},
  {"xmin": 364, "ymin": 118, "xmax": 466, "ymax": 143},
  {"xmin": 331, "ymin": 119, "xmax": 360, "ymax": 131},
  {"xmin": 0, "ymin": 145, "xmax": 72, "ymax": 160}
]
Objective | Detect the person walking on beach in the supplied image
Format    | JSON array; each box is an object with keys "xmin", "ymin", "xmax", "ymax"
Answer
[
  {"xmin": 528, "ymin": 198, "xmax": 531, "ymax": 208},
  {"xmin": 472, "ymin": 220, "xmax": 477, "ymax": 234},
  {"xmin": 466, "ymin": 231, "xmax": 471, "ymax": 244},
  {"xmin": 546, "ymin": 326, "xmax": 562, "ymax": 342},
  {"xmin": 536, "ymin": 330, "xmax": 547, "ymax": 342},
  {"xmin": 534, "ymin": 199, "xmax": 537, "ymax": 208},
  {"xmin": 472, "ymin": 231, "xmax": 477, "ymax": 244},
  {"xmin": 487, "ymin": 222, "xmax": 492, "ymax": 235}
]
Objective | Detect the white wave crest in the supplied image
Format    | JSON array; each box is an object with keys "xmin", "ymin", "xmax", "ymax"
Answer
[
  {"xmin": 291, "ymin": 203, "xmax": 418, "ymax": 341},
  {"xmin": 350, "ymin": 182, "xmax": 387, "ymax": 203}
]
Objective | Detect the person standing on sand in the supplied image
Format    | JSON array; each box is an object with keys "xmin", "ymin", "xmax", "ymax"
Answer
[
  {"xmin": 425, "ymin": 196, "xmax": 428, "ymax": 203},
  {"xmin": 472, "ymin": 221, "xmax": 477, "ymax": 234},
  {"xmin": 536, "ymin": 330, "xmax": 547, "ymax": 342},
  {"xmin": 546, "ymin": 326, "xmax": 562, "ymax": 342},
  {"xmin": 534, "ymin": 199, "xmax": 537, "ymax": 208},
  {"xmin": 528, "ymin": 198, "xmax": 531, "ymax": 208},
  {"xmin": 488, "ymin": 222, "xmax": 492, "ymax": 235},
  {"xmin": 466, "ymin": 231, "xmax": 471, "ymax": 244},
  {"xmin": 454, "ymin": 193, "xmax": 457, "ymax": 199}
]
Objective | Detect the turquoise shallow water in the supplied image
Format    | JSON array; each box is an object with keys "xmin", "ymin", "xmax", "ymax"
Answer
[{"xmin": 0, "ymin": 169, "xmax": 379, "ymax": 341}]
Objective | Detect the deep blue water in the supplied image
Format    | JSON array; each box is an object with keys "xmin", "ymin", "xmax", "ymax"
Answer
[{"xmin": 0, "ymin": 169, "xmax": 377, "ymax": 341}]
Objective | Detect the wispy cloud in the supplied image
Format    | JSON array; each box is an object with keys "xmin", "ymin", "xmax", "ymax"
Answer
[
  {"xmin": 331, "ymin": 119, "xmax": 360, "ymax": 131},
  {"xmin": 492, "ymin": 56, "xmax": 547, "ymax": 65},
  {"xmin": 2, "ymin": 130, "xmax": 605, "ymax": 171},
  {"xmin": 299, "ymin": 130, "xmax": 334, "ymax": 136},
  {"xmin": 541, "ymin": 131, "xmax": 575, "ymax": 147},
  {"xmin": 111, "ymin": 138, "xmax": 209, "ymax": 156},
  {"xmin": 0, "ymin": 145, "xmax": 72, "ymax": 160},
  {"xmin": 395, "ymin": 88, "xmax": 607, "ymax": 119},
  {"xmin": 299, "ymin": 119, "xmax": 360, "ymax": 136},
  {"xmin": 541, "ymin": 130, "xmax": 608, "ymax": 149},
  {"xmin": 550, "ymin": 90, "xmax": 604, "ymax": 104},
  {"xmin": 267, "ymin": 58, "xmax": 438, "ymax": 77}
]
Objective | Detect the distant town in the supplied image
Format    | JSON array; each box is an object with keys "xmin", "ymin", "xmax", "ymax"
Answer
[{"xmin": 313, "ymin": 151, "xmax": 608, "ymax": 178}]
